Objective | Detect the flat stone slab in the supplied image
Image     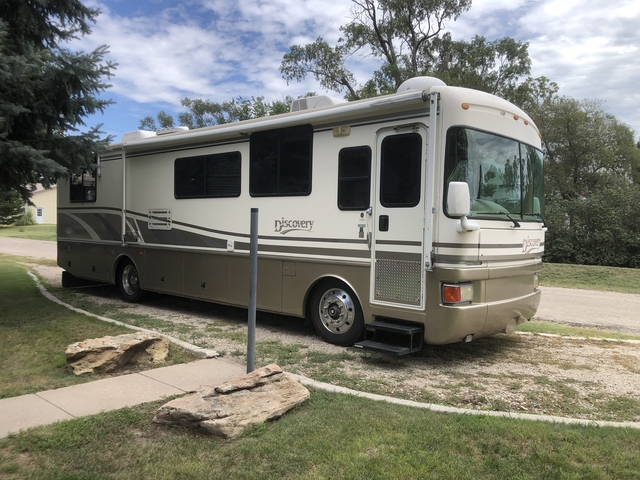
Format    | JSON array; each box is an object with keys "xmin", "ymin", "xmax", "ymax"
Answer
[
  {"xmin": 154, "ymin": 364, "xmax": 309, "ymax": 438},
  {"xmin": 66, "ymin": 333, "xmax": 169, "ymax": 375}
]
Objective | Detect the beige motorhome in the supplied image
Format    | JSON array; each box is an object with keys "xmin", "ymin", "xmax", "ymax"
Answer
[{"xmin": 57, "ymin": 77, "xmax": 546, "ymax": 354}]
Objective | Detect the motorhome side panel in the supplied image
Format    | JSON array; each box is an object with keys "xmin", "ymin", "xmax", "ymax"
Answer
[{"xmin": 57, "ymin": 156, "xmax": 124, "ymax": 283}]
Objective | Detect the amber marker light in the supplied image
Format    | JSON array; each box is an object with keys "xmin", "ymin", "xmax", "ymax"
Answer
[
  {"xmin": 442, "ymin": 283, "xmax": 473, "ymax": 305},
  {"xmin": 513, "ymin": 114, "xmax": 519, "ymax": 121},
  {"xmin": 461, "ymin": 103, "xmax": 470, "ymax": 110},
  {"xmin": 443, "ymin": 285, "xmax": 461, "ymax": 303}
]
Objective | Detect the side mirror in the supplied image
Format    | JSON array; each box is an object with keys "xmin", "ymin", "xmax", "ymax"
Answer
[
  {"xmin": 447, "ymin": 182, "xmax": 480, "ymax": 233},
  {"xmin": 447, "ymin": 182, "xmax": 471, "ymax": 217}
]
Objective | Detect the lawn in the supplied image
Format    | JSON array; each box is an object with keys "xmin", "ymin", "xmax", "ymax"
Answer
[
  {"xmin": 1, "ymin": 391, "xmax": 639, "ymax": 479},
  {"xmin": 0, "ymin": 224, "xmax": 56, "ymax": 241},
  {"xmin": 0, "ymin": 261, "xmax": 200, "ymax": 398},
  {"xmin": 541, "ymin": 262, "xmax": 640, "ymax": 294}
]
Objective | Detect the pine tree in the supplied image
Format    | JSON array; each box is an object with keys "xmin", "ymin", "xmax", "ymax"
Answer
[{"xmin": 0, "ymin": 0, "xmax": 116, "ymax": 203}]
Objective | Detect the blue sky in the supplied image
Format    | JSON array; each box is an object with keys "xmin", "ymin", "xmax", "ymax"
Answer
[{"xmin": 72, "ymin": 0, "xmax": 640, "ymax": 142}]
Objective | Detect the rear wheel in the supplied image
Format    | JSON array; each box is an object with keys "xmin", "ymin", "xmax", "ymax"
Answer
[
  {"xmin": 310, "ymin": 280, "xmax": 364, "ymax": 346},
  {"xmin": 117, "ymin": 258, "xmax": 145, "ymax": 302}
]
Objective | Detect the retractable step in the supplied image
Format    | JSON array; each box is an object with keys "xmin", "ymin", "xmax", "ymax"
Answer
[{"xmin": 354, "ymin": 320, "xmax": 423, "ymax": 356}]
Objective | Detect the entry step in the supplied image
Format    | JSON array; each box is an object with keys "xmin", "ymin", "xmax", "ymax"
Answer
[
  {"xmin": 353, "ymin": 320, "xmax": 423, "ymax": 356},
  {"xmin": 353, "ymin": 340, "xmax": 414, "ymax": 356},
  {"xmin": 364, "ymin": 321, "xmax": 422, "ymax": 335}
]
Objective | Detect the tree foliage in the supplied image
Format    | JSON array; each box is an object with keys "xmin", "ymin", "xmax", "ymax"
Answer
[
  {"xmin": 0, "ymin": 0, "xmax": 116, "ymax": 203},
  {"xmin": 281, "ymin": 0, "xmax": 471, "ymax": 99},
  {"xmin": 536, "ymin": 97, "xmax": 640, "ymax": 202},
  {"xmin": 279, "ymin": 0, "xmax": 546, "ymax": 105},
  {"xmin": 139, "ymin": 96, "xmax": 295, "ymax": 131},
  {"xmin": 535, "ymin": 97, "xmax": 640, "ymax": 267},
  {"xmin": 0, "ymin": 189, "xmax": 23, "ymax": 225},
  {"xmin": 544, "ymin": 186, "xmax": 640, "ymax": 268},
  {"xmin": 430, "ymin": 34, "xmax": 533, "ymax": 102}
]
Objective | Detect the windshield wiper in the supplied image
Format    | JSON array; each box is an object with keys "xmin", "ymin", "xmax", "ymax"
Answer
[
  {"xmin": 474, "ymin": 212, "xmax": 520, "ymax": 228},
  {"xmin": 530, "ymin": 212, "xmax": 547, "ymax": 227},
  {"xmin": 505, "ymin": 213, "xmax": 521, "ymax": 228}
]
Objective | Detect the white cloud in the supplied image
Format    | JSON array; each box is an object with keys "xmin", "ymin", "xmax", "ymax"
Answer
[
  {"xmin": 448, "ymin": 0, "xmax": 640, "ymax": 136},
  {"xmin": 74, "ymin": 0, "xmax": 640, "ymax": 138}
]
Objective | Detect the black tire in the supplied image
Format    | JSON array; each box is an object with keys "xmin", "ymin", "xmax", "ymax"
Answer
[
  {"xmin": 116, "ymin": 258, "xmax": 145, "ymax": 302},
  {"xmin": 309, "ymin": 280, "xmax": 364, "ymax": 346}
]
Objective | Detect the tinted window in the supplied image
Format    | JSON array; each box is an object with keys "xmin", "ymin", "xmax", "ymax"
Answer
[
  {"xmin": 175, "ymin": 152, "xmax": 241, "ymax": 199},
  {"xmin": 70, "ymin": 170, "xmax": 96, "ymax": 202},
  {"xmin": 250, "ymin": 125, "xmax": 312, "ymax": 196},
  {"xmin": 338, "ymin": 146, "xmax": 371, "ymax": 210},
  {"xmin": 380, "ymin": 133, "xmax": 422, "ymax": 207}
]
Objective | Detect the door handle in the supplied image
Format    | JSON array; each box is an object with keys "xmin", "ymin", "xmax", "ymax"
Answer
[{"xmin": 379, "ymin": 215, "xmax": 389, "ymax": 231}]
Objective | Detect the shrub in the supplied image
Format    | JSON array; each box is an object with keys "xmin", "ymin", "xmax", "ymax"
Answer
[{"xmin": 14, "ymin": 209, "xmax": 35, "ymax": 226}]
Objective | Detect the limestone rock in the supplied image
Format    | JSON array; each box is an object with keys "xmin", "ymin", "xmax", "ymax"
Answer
[
  {"xmin": 66, "ymin": 333, "xmax": 169, "ymax": 376},
  {"xmin": 153, "ymin": 364, "xmax": 309, "ymax": 438}
]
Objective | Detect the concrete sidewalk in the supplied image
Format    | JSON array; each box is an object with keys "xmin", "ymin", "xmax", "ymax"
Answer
[{"xmin": 0, "ymin": 358, "xmax": 246, "ymax": 439}]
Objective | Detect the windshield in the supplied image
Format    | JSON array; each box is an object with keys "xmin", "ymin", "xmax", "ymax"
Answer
[{"xmin": 444, "ymin": 127, "xmax": 544, "ymax": 221}]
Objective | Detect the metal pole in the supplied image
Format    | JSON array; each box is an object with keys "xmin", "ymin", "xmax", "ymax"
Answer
[{"xmin": 247, "ymin": 208, "xmax": 258, "ymax": 373}]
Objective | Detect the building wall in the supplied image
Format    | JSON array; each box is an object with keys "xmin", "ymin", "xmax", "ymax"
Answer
[{"xmin": 27, "ymin": 186, "xmax": 57, "ymax": 224}]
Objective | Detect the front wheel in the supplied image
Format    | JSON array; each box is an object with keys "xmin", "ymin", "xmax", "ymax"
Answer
[
  {"xmin": 310, "ymin": 280, "xmax": 364, "ymax": 346},
  {"xmin": 117, "ymin": 258, "xmax": 145, "ymax": 302}
]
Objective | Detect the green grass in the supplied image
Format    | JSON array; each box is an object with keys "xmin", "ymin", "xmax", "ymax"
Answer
[
  {"xmin": 1, "ymin": 391, "xmax": 639, "ymax": 479},
  {"xmin": 0, "ymin": 253, "xmax": 57, "ymax": 267},
  {"xmin": 541, "ymin": 262, "xmax": 640, "ymax": 294},
  {"xmin": 0, "ymin": 224, "xmax": 57, "ymax": 241},
  {"xmin": 518, "ymin": 321, "xmax": 640, "ymax": 341},
  {"xmin": 0, "ymin": 262, "xmax": 200, "ymax": 398}
]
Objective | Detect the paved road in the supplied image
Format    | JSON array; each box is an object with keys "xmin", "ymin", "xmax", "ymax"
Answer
[
  {"xmin": 535, "ymin": 286, "xmax": 640, "ymax": 334},
  {"xmin": 0, "ymin": 237, "xmax": 57, "ymax": 259},
  {"xmin": 2, "ymin": 237, "xmax": 639, "ymax": 334}
]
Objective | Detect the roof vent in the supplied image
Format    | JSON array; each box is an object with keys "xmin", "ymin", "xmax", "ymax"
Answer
[
  {"xmin": 156, "ymin": 126, "xmax": 190, "ymax": 136},
  {"xmin": 290, "ymin": 95, "xmax": 347, "ymax": 112},
  {"xmin": 121, "ymin": 130, "xmax": 157, "ymax": 142},
  {"xmin": 397, "ymin": 76, "xmax": 446, "ymax": 93}
]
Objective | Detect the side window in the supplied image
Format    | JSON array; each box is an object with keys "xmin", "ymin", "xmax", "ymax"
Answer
[
  {"xmin": 175, "ymin": 152, "xmax": 241, "ymax": 199},
  {"xmin": 380, "ymin": 133, "xmax": 422, "ymax": 207},
  {"xmin": 70, "ymin": 169, "xmax": 96, "ymax": 202},
  {"xmin": 250, "ymin": 124, "xmax": 312, "ymax": 196},
  {"xmin": 338, "ymin": 146, "xmax": 371, "ymax": 210}
]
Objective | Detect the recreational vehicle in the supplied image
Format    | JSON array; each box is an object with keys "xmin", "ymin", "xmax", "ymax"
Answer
[{"xmin": 57, "ymin": 76, "xmax": 545, "ymax": 355}]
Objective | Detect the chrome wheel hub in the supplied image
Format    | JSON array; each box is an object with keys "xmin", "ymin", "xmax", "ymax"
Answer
[
  {"xmin": 319, "ymin": 288, "xmax": 355, "ymax": 334},
  {"xmin": 122, "ymin": 264, "xmax": 139, "ymax": 296}
]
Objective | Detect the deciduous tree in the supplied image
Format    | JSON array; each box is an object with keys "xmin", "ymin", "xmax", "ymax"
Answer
[{"xmin": 281, "ymin": 0, "xmax": 472, "ymax": 100}]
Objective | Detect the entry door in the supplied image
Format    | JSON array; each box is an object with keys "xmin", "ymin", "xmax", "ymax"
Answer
[{"xmin": 370, "ymin": 126, "xmax": 427, "ymax": 310}]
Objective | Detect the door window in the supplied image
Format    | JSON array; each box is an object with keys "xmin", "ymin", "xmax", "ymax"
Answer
[{"xmin": 380, "ymin": 133, "xmax": 422, "ymax": 207}]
